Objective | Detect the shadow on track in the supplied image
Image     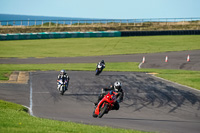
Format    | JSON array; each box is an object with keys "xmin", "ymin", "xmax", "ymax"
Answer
[
  {"xmin": 123, "ymin": 76, "xmax": 200, "ymax": 113},
  {"xmin": 103, "ymin": 117, "xmax": 200, "ymax": 123}
]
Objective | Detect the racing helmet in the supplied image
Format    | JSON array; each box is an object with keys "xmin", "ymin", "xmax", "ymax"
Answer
[
  {"xmin": 114, "ymin": 81, "xmax": 122, "ymax": 91},
  {"xmin": 60, "ymin": 69, "xmax": 66, "ymax": 75},
  {"xmin": 101, "ymin": 60, "xmax": 105, "ymax": 64}
]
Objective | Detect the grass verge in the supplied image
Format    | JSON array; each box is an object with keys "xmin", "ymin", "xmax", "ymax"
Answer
[
  {"xmin": 0, "ymin": 62, "xmax": 200, "ymax": 90},
  {"xmin": 0, "ymin": 100, "xmax": 150, "ymax": 133},
  {"xmin": 0, "ymin": 35, "xmax": 200, "ymax": 58}
]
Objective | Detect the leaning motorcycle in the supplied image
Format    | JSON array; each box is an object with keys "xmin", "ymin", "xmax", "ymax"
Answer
[
  {"xmin": 93, "ymin": 91, "xmax": 117, "ymax": 118},
  {"xmin": 95, "ymin": 64, "xmax": 104, "ymax": 75},
  {"xmin": 57, "ymin": 76, "xmax": 69, "ymax": 95}
]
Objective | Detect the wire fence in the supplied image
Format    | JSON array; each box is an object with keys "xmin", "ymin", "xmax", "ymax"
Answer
[{"xmin": 0, "ymin": 17, "xmax": 200, "ymax": 27}]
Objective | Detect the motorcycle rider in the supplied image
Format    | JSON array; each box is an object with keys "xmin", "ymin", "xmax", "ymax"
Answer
[
  {"xmin": 57, "ymin": 69, "xmax": 70, "ymax": 90},
  {"xmin": 94, "ymin": 81, "xmax": 124, "ymax": 110},
  {"xmin": 97, "ymin": 60, "xmax": 105, "ymax": 69}
]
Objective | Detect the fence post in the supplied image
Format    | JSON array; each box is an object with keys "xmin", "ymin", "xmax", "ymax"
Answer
[
  {"xmin": 134, "ymin": 19, "xmax": 136, "ymax": 26},
  {"xmin": 49, "ymin": 21, "xmax": 51, "ymax": 27}
]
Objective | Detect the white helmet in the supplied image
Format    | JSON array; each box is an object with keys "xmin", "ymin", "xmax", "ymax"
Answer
[
  {"xmin": 114, "ymin": 81, "xmax": 122, "ymax": 91},
  {"xmin": 60, "ymin": 69, "xmax": 66, "ymax": 75}
]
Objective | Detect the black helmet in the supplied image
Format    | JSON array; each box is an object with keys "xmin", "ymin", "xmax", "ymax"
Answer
[
  {"xmin": 114, "ymin": 81, "xmax": 122, "ymax": 91},
  {"xmin": 101, "ymin": 60, "xmax": 105, "ymax": 64}
]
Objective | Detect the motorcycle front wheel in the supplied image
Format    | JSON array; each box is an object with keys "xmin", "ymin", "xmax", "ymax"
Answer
[
  {"xmin": 95, "ymin": 69, "xmax": 102, "ymax": 76},
  {"xmin": 60, "ymin": 86, "xmax": 65, "ymax": 95},
  {"xmin": 92, "ymin": 110, "xmax": 98, "ymax": 118},
  {"xmin": 98, "ymin": 103, "xmax": 108, "ymax": 118}
]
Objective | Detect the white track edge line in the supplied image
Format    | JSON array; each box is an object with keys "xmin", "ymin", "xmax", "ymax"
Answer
[
  {"xmin": 29, "ymin": 72, "xmax": 34, "ymax": 116},
  {"xmin": 138, "ymin": 60, "xmax": 200, "ymax": 93},
  {"xmin": 151, "ymin": 74, "xmax": 200, "ymax": 93},
  {"xmin": 138, "ymin": 62, "xmax": 143, "ymax": 69}
]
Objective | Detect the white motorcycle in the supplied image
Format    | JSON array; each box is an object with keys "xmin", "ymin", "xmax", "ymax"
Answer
[{"xmin": 57, "ymin": 76, "xmax": 69, "ymax": 95}]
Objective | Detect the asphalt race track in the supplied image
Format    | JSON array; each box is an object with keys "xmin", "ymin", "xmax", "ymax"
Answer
[
  {"xmin": 1, "ymin": 50, "xmax": 200, "ymax": 133},
  {"xmin": 0, "ymin": 50, "xmax": 200, "ymax": 71}
]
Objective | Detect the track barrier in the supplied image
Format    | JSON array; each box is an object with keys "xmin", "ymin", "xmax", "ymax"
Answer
[
  {"xmin": 0, "ymin": 31, "xmax": 121, "ymax": 40},
  {"xmin": 1, "ymin": 30, "xmax": 200, "ymax": 41},
  {"xmin": 121, "ymin": 30, "xmax": 200, "ymax": 36}
]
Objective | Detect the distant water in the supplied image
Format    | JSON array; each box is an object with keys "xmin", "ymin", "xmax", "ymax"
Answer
[
  {"xmin": 0, "ymin": 14, "xmax": 108, "ymax": 26},
  {"xmin": 0, "ymin": 14, "xmax": 98, "ymax": 21}
]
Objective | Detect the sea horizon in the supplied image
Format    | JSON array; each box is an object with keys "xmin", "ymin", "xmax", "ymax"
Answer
[{"xmin": 0, "ymin": 13, "xmax": 104, "ymax": 21}]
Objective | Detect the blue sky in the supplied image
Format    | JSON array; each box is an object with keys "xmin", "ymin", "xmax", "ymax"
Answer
[{"xmin": 0, "ymin": 0, "xmax": 199, "ymax": 19}]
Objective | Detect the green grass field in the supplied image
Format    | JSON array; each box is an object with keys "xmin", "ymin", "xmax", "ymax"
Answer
[
  {"xmin": 0, "ymin": 35, "xmax": 200, "ymax": 58},
  {"xmin": 0, "ymin": 35, "xmax": 200, "ymax": 132}
]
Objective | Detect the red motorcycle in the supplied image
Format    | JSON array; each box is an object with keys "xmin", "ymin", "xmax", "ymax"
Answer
[{"xmin": 93, "ymin": 91, "xmax": 117, "ymax": 118}]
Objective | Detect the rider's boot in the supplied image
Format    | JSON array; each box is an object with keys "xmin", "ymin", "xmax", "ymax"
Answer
[
  {"xmin": 57, "ymin": 86, "xmax": 60, "ymax": 90},
  {"xmin": 93, "ymin": 102, "xmax": 98, "ymax": 106}
]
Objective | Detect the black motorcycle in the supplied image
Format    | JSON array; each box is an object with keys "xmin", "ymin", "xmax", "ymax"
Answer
[{"xmin": 95, "ymin": 64, "xmax": 105, "ymax": 75}]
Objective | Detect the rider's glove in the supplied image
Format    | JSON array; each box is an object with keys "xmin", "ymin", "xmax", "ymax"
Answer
[{"xmin": 101, "ymin": 88, "xmax": 105, "ymax": 94}]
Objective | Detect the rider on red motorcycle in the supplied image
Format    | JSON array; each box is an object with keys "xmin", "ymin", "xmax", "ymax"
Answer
[
  {"xmin": 93, "ymin": 90, "xmax": 119, "ymax": 118},
  {"xmin": 94, "ymin": 81, "xmax": 124, "ymax": 110}
]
